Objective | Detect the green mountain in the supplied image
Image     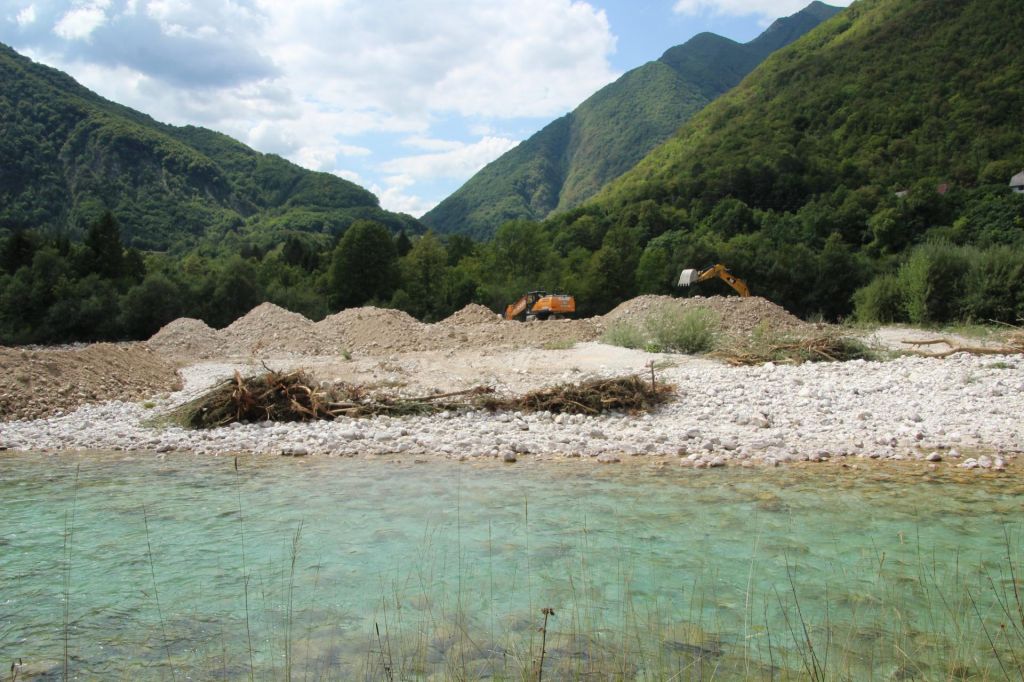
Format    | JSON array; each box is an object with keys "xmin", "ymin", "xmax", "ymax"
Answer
[
  {"xmin": 0, "ymin": 42, "xmax": 421, "ymax": 251},
  {"xmin": 600, "ymin": 0, "xmax": 1024, "ymax": 212},
  {"xmin": 421, "ymin": 1, "xmax": 841, "ymax": 240},
  {"xmin": 567, "ymin": 0, "xmax": 1024, "ymax": 321}
]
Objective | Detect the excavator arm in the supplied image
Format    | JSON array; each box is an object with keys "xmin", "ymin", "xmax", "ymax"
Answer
[
  {"xmin": 678, "ymin": 264, "xmax": 750, "ymax": 297},
  {"xmin": 504, "ymin": 294, "xmax": 531, "ymax": 320}
]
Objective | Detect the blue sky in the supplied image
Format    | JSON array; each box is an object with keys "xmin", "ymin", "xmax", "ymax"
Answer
[{"xmin": 1, "ymin": 0, "xmax": 850, "ymax": 217}]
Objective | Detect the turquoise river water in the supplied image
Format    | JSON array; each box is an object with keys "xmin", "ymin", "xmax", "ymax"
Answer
[{"xmin": 1, "ymin": 451, "xmax": 1022, "ymax": 680}]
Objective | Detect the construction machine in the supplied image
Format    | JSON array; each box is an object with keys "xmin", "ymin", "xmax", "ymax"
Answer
[
  {"xmin": 677, "ymin": 264, "xmax": 750, "ymax": 297},
  {"xmin": 504, "ymin": 291, "xmax": 576, "ymax": 321}
]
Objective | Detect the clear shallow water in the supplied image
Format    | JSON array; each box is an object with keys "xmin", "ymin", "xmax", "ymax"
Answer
[{"xmin": 1, "ymin": 452, "xmax": 1022, "ymax": 680}]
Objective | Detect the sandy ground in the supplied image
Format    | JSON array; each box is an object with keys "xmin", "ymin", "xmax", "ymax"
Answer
[{"xmin": 2, "ymin": 298, "xmax": 1021, "ymax": 476}]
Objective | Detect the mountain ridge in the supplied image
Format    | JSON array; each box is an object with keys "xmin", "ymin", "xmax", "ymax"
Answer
[
  {"xmin": 421, "ymin": 1, "xmax": 842, "ymax": 240},
  {"xmin": 0, "ymin": 42, "xmax": 421, "ymax": 251}
]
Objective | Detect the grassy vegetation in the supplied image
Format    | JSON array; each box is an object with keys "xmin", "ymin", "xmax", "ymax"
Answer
[{"xmin": 602, "ymin": 306, "xmax": 721, "ymax": 354}]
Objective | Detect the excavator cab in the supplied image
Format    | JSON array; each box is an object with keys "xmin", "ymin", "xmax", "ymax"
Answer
[{"xmin": 504, "ymin": 291, "xmax": 576, "ymax": 321}]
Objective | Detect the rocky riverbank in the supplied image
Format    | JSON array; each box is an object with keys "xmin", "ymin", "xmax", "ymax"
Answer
[{"xmin": 3, "ymin": 342, "xmax": 1020, "ymax": 472}]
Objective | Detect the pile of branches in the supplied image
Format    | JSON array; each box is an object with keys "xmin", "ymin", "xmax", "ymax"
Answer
[
  {"xmin": 506, "ymin": 375, "xmax": 673, "ymax": 415},
  {"xmin": 712, "ymin": 332, "xmax": 874, "ymax": 366},
  {"xmin": 169, "ymin": 369, "xmax": 494, "ymax": 428},
  {"xmin": 168, "ymin": 370, "xmax": 674, "ymax": 428}
]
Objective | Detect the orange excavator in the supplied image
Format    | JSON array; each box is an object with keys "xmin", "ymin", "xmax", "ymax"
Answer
[
  {"xmin": 504, "ymin": 291, "xmax": 576, "ymax": 321},
  {"xmin": 677, "ymin": 264, "xmax": 750, "ymax": 296}
]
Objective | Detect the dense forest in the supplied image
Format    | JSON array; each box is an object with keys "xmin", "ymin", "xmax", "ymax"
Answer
[
  {"xmin": 0, "ymin": 42, "xmax": 421, "ymax": 254},
  {"xmin": 2, "ymin": 0, "xmax": 1023, "ymax": 345},
  {"xmin": 421, "ymin": 2, "xmax": 840, "ymax": 239}
]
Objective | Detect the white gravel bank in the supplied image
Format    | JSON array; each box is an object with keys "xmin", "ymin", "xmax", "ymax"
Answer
[{"xmin": 2, "ymin": 352, "xmax": 1021, "ymax": 470}]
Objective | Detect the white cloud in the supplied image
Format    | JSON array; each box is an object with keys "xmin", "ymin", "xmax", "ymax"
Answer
[
  {"xmin": 379, "ymin": 136, "xmax": 519, "ymax": 180},
  {"xmin": 373, "ymin": 182, "xmax": 434, "ymax": 217},
  {"xmin": 15, "ymin": 1, "xmax": 619, "ymax": 211},
  {"xmin": 673, "ymin": 0, "xmax": 851, "ymax": 20},
  {"xmin": 53, "ymin": 1, "xmax": 111, "ymax": 40},
  {"xmin": 371, "ymin": 135, "xmax": 521, "ymax": 215},
  {"xmin": 16, "ymin": 4, "xmax": 37, "ymax": 26},
  {"xmin": 253, "ymin": 0, "xmax": 619, "ymax": 120}
]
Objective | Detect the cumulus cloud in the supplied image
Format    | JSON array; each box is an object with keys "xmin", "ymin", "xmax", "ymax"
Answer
[
  {"xmin": 380, "ymin": 136, "xmax": 519, "ymax": 180},
  {"xmin": 16, "ymin": 4, "xmax": 37, "ymax": 26},
  {"xmin": 3, "ymin": 0, "xmax": 618, "ymax": 211},
  {"xmin": 53, "ymin": 1, "xmax": 111, "ymax": 40},
  {"xmin": 673, "ymin": 0, "xmax": 851, "ymax": 20}
]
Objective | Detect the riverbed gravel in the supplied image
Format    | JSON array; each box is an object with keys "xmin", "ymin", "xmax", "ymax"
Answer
[{"xmin": 3, "ymin": 348, "xmax": 1020, "ymax": 471}]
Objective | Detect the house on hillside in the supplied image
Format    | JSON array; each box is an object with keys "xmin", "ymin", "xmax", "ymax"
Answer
[{"xmin": 1011, "ymin": 170, "xmax": 1024, "ymax": 194}]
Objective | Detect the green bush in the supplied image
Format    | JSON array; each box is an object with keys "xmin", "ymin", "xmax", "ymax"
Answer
[
  {"xmin": 852, "ymin": 273, "xmax": 904, "ymax": 323},
  {"xmin": 961, "ymin": 245, "xmax": 1024, "ymax": 322},
  {"xmin": 897, "ymin": 240, "xmax": 971, "ymax": 324},
  {"xmin": 645, "ymin": 307, "xmax": 720, "ymax": 353},
  {"xmin": 601, "ymin": 306, "xmax": 720, "ymax": 354},
  {"xmin": 601, "ymin": 320, "xmax": 646, "ymax": 349}
]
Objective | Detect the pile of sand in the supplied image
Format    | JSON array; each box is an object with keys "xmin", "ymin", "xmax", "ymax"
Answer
[
  {"xmin": 314, "ymin": 307, "xmax": 431, "ymax": 354},
  {"xmin": 602, "ymin": 295, "xmax": 811, "ymax": 337},
  {"xmin": 147, "ymin": 318, "xmax": 223, "ymax": 358},
  {"xmin": 438, "ymin": 304, "xmax": 502, "ymax": 326},
  {"xmin": 142, "ymin": 296, "xmax": 812, "ymax": 359},
  {"xmin": 0, "ymin": 343, "xmax": 181, "ymax": 422},
  {"xmin": 219, "ymin": 302, "xmax": 315, "ymax": 354}
]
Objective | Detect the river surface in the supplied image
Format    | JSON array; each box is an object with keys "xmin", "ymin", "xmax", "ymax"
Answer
[{"xmin": 1, "ymin": 451, "xmax": 1022, "ymax": 680}]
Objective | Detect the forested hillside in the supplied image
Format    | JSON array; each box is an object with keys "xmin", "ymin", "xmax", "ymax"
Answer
[
  {"xmin": 575, "ymin": 0, "xmax": 1024, "ymax": 323},
  {"xmin": 2, "ymin": 0, "xmax": 1022, "ymax": 346},
  {"xmin": 0, "ymin": 42, "xmax": 421, "ymax": 252},
  {"xmin": 421, "ymin": 1, "xmax": 841, "ymax": 240}
]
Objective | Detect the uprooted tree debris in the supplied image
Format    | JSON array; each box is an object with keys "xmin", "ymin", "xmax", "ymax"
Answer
[
  {"xmin": 899, "ymin": 330, "xmax": 1024, "ymax": 358},
  {"xmin": 168, "ymin": 370, "xmax": 675, "ymax": 428},
  {"xmin": 711, "ymin": 331, "xmax": 874, "ymax": 366}
]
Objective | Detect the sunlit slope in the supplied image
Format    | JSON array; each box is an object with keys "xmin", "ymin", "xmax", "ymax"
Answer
[
  {"xmin": 422, "ymin": 2, "xmax": 840, "ymax": 239},
  {"xmin": 599, "ymin": 0, "xmax": 1024, "ymax": 212}
]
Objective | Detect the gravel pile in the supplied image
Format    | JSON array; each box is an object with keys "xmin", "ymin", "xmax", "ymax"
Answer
[
  {"xmin": 141, "ymin": 297, "xmax": 809, "ymax": 359},
  {"xmin": 0, "ymin": 343, "xmax": 181, "ymax": 421},
  {"xmin": 147, "ymin": 318, "xmax": 223, "ymax": 358},
  {"xmin": 219, "ymin": 302, "xmax": 316, "ymax": 354},
  {"xmin": 315, "ymin": 307, "xmax": 431, "ymax": 354},
  {"xmin": 439, "ymin": 304, "xmax": 502, "ymax": 326},
  {"xmin": 603, "ymin": 295, "xmax": 810, "ymax": 336}
]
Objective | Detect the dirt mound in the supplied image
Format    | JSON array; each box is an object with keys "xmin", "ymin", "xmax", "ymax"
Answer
[
  {"xmin": 219, "ymin": 302, "xmax": 315, "ymax": 354},
  {"xmin": 314, "ymin": 307, "xmax": 431, "ymax": 354},
  {"xmin": 602, "ymin": 295, "xmax": 810, "ymax": 337},
  {"xmin": 0, "ymin": 343, "xmax": 181, "ymax": 422},
  {"xmin": 423, "ymin": 316, "xmax": 602, "ymax": 352},
  {"xmin": 147, "ymin": 317, "xmax": 223, "ymax": 358},
  {"xmin": 439, "ymin": 304, "xmax": 501, "ymax": 326}
]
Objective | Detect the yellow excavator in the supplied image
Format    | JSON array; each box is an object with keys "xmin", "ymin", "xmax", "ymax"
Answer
[
  {"xmin": 677, "ymin": 264, "xmax": 750, "ymax": 297},
  {"xmin": 504, "ymin": 291, "xmax": 576, "ymax": 321}
]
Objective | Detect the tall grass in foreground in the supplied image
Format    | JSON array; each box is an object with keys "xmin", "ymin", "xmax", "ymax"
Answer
[{"xmin": 29, "ymin": 462, "xmax": 1024, "ymax": 681}]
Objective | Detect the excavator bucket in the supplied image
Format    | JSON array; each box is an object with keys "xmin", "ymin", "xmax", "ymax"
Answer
[{"xmin": 677, "ymin": 269, "xmax": 699, "ymax": 287}]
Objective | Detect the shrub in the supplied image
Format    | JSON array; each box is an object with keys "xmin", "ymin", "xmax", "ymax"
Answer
[
  {"xmin": 601, "ymin": 320, "xmax": 646, "ymax": 349},
  {"xmin": 645, "ymin": 307, "xmax": 720, "ymax": 353},
  {"xmin": 852, "ymin": 273, "xmax": 904, "ymax": 323},
  {"xmin": 897, "ymin": 240, "xmax": 971, "ymax": 324},
  {"xmin": 601, "ymin": 306, "xmax": 721, "ymax": 355}
]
